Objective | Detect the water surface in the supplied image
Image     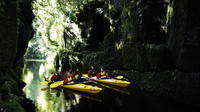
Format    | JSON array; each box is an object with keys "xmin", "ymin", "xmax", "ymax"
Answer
[{"xmin": 23, "ymin": 61, "xmax": 200, "ymax": 112}]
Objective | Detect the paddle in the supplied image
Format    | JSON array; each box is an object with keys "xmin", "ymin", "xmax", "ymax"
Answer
[
  {"xmin": 40, "ymin": 81, "xmax": 49, "ymax": 85},
  {"xmin": 113, "ymin": 75, "xmax": 124, "ymax": 80},
  {"xmin": 40, "ymin": 77, "xmax": 52, "ymax": 85},
  {"xmin": 50, "ymin": 81, "xmax": 63, "ymax": 88},
  {"xmin": 82, "ymin": 74, "xmax": 125, "ymax": 80}
]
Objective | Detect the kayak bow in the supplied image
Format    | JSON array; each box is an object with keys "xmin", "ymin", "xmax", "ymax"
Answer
[
  {"xmin": 40, "ymin": 80, "xmax": 102, "ymax": 94},
  {"xmin": 82, "ymin": 74, "xmax": 131, "ymax": 87},
  {"xmin": 61, "ymin": 83, "xmax": 102, "ymax": 94}
]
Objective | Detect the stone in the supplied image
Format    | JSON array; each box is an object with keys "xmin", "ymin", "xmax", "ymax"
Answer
[
  {"xmin": 148, "ymin": 44, "xmax": 174, "ymax": 71},
  {"xmin": 177, "ymin": 43, "xmax": 200, "ymax": 72}
]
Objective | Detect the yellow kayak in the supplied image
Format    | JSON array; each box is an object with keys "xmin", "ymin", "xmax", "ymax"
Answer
[
  {"xmin": 60, "ymin": 83, "xmax": 102, "ymax": 94},
  {"xmin": 82, "ymin": 74, "xmax": 131, "ymax": 87},
  {"xmin": 40, "ymin": 80, "xmax": 102, "ymax": 94},
  {"xmin": 91, "ymin": 77, "xmax": 130, "ymax": 87}
]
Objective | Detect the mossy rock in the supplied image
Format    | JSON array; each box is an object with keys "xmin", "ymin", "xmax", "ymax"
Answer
[{"xmin": 82, "ymin": 51, "xmax": 105, "ymax": 71}]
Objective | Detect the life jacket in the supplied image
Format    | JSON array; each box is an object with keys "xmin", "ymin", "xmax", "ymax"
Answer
[
  {"xmin": 71, "ymin": 72, "xmax": 82, "ymax": 82},
  {"xmin": 96, "ymin": 72, "xmax": 108, "ymax": 78},
  {"xmin": 70, "ymin": 72, "xmax": 78, "ymax": 79},
  {"xmin": 51, "ymin": 74, "xmax": 57, "ymax": 81},
  {"xmin": 51, "ymin": 73, "xmax": 63, "ymax": 81},
  {"xmin": 63, "ymin": 78, "xmax": 69, "ymax": 85}
]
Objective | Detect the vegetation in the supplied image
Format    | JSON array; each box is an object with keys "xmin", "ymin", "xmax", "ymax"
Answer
[{"xmin": 31, "ymin": 0, "xmax": 94, "ymax": 54}]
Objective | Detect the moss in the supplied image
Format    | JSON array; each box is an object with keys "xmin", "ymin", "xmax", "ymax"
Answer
[
  {"xmin": 0, "ymin": 94, "xmax": 25, "ymax": 112},
  {"xmin": 0, "ymin": 80, "xmax": 20, "ymax": 95}
]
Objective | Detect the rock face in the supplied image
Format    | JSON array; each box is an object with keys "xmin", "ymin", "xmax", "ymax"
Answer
[
  {"xmin": 0, "ymin": 0, "xmax": 34, "ymax": 111},
  {"xmin": 168, "ymin": 0, "xmax": 200, "ymax": 72},
  {"xmin": 77, "ymin": 0, "xmax": 110, "ymax": 51},
  {"xmin": 0, "ymin": 0, "xmax": 18, "ymax": 68}
]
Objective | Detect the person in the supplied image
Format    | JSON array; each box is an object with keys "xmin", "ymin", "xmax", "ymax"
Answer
[
  {"xmin": 96, "ymin": 68, "xmax": 109, "ymax": 79},
  {"xmin": 63, "ymin": 77, "xmax": 71, "ymax": 85},
  {"xmin": 63, "ymin": 70, "xmax": 72, "ymax": 85},
  {"xmin": 51, "ymin": 71, "xmax": 64, "ymax": 82},
  {"xmin": 87, "ymin": 66, "xmax": 97, "ymax": 78},
  {"xmin": 64, "ymin": 69, "xmax": 72, "ymax": 78},
  {"xmin": 63, "ymin": 68, "xmax": 82, "ymax": 85}
]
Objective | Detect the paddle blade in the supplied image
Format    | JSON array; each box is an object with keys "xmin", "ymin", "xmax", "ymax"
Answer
[
  {"xmin": 40, "ymin": 81, "xmax": 49, "ymax": 85},
  {"xmin": 115, "ymin": 75, "xmax": 124, "ymax": 79},
  {"xmin": 50, "ymin": 81, "xmax": 63, "ymax": 88},
  {"xmin": 81, "ymin": 74, "xmax": 88, "ymax": 79}
]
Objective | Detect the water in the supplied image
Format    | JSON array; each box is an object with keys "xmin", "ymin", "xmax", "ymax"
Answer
[{"xmin": 23, "ymin": 61, "xmax": 200, "ymax": 112}]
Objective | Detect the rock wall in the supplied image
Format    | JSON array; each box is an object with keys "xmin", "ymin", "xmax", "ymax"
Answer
[
  {"xmin": 0, "ymin": 0, "xmax": 34, "ymax": 111},
  {"xmin": 168, "ymin": 0, "xmax": 200, "ymax": 72},
  {"xmin": 77, "ymin": 0, "xmax": 170, "ymax": 71},
  {"xmin": 77, "ymin": 0, "xmax": 110, "ymax": 51}
]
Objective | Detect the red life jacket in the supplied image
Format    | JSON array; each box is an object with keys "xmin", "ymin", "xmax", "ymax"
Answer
[
  {"xmin": 96, "ymin": 72, "xmax": 109, "ymax": 78},
  {"xmin": 51, "ymin": 73, "xmax": 64, "ymax": 81},
  {"xmin": 63, "ymin": 72, "xmax": 78, "ymax": 85},
  {"xmin": 70, "ymin": 72, "xmax": 78, "ymax": 79},
  {"xmin": 63, "ymin": 78, "xmax": 69, "ymax": 85}
]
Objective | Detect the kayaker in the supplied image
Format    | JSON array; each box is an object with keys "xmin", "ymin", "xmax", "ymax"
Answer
[
  {"xmin": 96, "ymin": 68, "xmax": 109, "ymax": 79},
  {"xmin": 88, "ymin": 66, "xmax": 97, "ymax": 77},
  {"xmin": 51, "ymin": 71, "xmax": 64, "ymax": 82},
  {"xmin": 63, "ymin": 77, "xmax": 70, "ymax": 85},
  {"xmin": 63, "ymin": 68, "xmax": 82, "ymax": 85},
  {"xmin": 64, "ymin": 69, "xmax": 72, "ymax": 78},
  {"xmin": 63, "ymin": 70, "xmax": 72, "ymax": 85}
]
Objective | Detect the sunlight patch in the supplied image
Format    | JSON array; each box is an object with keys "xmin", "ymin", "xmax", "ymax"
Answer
[{"xmin": 115, "ymin": 41, "xmax": 124, "ymax": 50}]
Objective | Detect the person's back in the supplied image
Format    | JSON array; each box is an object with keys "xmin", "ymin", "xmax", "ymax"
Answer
[{"xmin": 88, "ymin": 66, "xmax": 97, "ymax": 77}]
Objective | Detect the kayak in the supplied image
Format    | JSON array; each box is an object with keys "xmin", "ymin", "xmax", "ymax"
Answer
[
  {"xmin": 61, "ymin": 83, "xmax": 102, "ymax": 94},
  {"xmin": 40, "ymin": 80, "xmax": 102, "ymax": 94},
  {"xmin": 82, "ymin": 74, "xmax": 131, "ymax": 87},
  {"xmin": 91, "ymin": 77, "xmax": 130, "ymax": 87}
]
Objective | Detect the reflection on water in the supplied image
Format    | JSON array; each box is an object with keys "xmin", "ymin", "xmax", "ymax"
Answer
[
  {"xmin": 23, "ymin": 61, "xmax": 200, "ymax": 112},
  {"xmin": 23, "ymin": 61, "xmax": 82, "ymax": 112}
]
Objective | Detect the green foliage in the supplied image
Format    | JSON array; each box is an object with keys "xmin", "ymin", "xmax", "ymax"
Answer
[
  {"xmin": 47, "ymin": 67, "xmax": 56, "ymax": 75},
  {"xmin": 0, "ymin": 94, "xmax": 25, "ymax": 112},
  {"xmin": 102, "ymin": 0, "xmax": 137, "ymax": 55},
  {"xmin": 57, "ymin": 0, "xmax": 94, "ymax": 21},
  {"xmin": 31, "ymin": 0, "xmax": 87, "ymax": 56},
  {"xmin": 0, "ymin": 81, "xmax": 19, "ymax": 94}
]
